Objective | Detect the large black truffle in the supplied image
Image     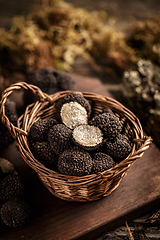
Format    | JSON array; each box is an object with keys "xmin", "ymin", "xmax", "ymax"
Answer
[
  {"xmin": 92, "ymin": 152, "xmax": 116, "ymax": 173},
  {"xmin": 0, "ymin": 198, "xmax": 31, "ymax": 227},
  {"xmin": 58, "ymin": 93, "xmax": 92, "ymax": 119},
  {"xmin": 29, "ymin": 118, "xmax": 58, "ymax": 142},
  {"xmin": 23, "ymin": 67, "xmax": 75, "ymax": 106},
  {"xmin": 104, "ymin": 134, "xmax": 132, "ymax": 162},
  {"xmin": 0, "ymin": 99, "xmax": 18, "ymax": 149},
  {"xmin": 0, "ymin": 174, "xmax": 25, "ymax": 200},
  {"xmin": 89, "ymin": 112, "xmax": 122, "ymax": 139},
  {"xmin": 48, "ymin": 124, "xmax": 72, "ymax": 155},
  {"xmin": 58, "ymin": 149, "xmax": 93, "ymax": 176},
  {"xmin": 31, "ymin": 141, "xmax": 58, "ymax": 169}
]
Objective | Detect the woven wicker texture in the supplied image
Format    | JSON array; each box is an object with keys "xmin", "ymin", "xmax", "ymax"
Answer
[{"xmin": 0, "ymin": 82, "xmax": 152, "ymax": 202}]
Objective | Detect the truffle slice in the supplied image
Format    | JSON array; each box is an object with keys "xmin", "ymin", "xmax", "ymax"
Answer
[
  {"xmin": 58, "ymin": 93, "xmax": 91, "ymax": 118},
  {"xmin": 92, "ymin": 152, "xmax": 115, "ymax": 173},
  {"xmin": 72, "ymin": 125, "xmax": 103, "ymax": 150},
  {"xmin": 29, "ymin": 118, "xmax": 57, "ymax": 142},
  {"xmin": 48, "ymin": 124, "xmax": 72, "ymax": 155},
  {"xmin": 58, "ymin": 149, "xmax": 93, "ymax": 176},
  {"xmin": 0, "ymin": 198, "xmax": 31, "ymax": 227},
  {"xmin": 89, "ymin": 112, "xmax": 122, "ymax": 139},
  {"xmin": 0, "ymin": 174, "xmax": 25, "ymax": 200},
  {"xmin": 60, "ymin": 102, "xmax": 88, "ymax": 129},
  {"xmin": 104, "ymin": 134, "xmax": 132, "ymax": 162},
  {"xmin": 31, "ymin": 141, "xmax": 58, "ymax": 168}
]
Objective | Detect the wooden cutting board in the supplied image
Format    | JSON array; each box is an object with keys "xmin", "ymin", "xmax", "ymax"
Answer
[{"xmin": 0, "ymin": 74, "xmax": 160, "ymax": 240}]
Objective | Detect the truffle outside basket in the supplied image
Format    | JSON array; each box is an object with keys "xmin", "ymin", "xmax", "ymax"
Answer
[{"xmin": 0, "ymin": 82, "xmax": 152, "ymax": 202}]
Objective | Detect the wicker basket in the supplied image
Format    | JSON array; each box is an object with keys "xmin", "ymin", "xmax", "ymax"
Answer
[{"xmin": 0, "ymin": 82, "xmax": 152, "ymax": 202}]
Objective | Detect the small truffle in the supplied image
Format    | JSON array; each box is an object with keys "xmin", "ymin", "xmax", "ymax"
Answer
[
  {"xmin": 72, "ymin": 125, "xmax": 103, "ymax": 150},
  {"xmin": 29, "ymin": 118, "xmax": 57, "ymax": 142},
  {"xmin": 60, "ymin": 102, "xmax": 88, "ymax": 129},
  {"xmin": 0, "ymin": 174, "xmax": 25, "ymax": 200},
  {"xmin": 0, "ymin": 99, "xmax": 18, "ymax": 149},
  {"xmin": 58, "ymin": 149, "xmax": 93, "ymax": 176},
  {"xmin": 92, "ymin": 152, "xmax": 115, "ymax": 173},
  {"xmin": 0, "ymin": 158, "xmax": 15, "ymax": 182},
  {"xmin": 31, "ymin": 141, "xmax": 58, "ymax": 168},
  {"xmin": 89, "ymin": 112, "xmax": 122, "ymax": 139},
  {"xmin": 0, "ymin": 198, "xmax": 31, "ymax": 227},
  {"xmin": 58, "ymin": 93, "xmax": 91, "ymax": 118},
  {"xmin": 104, "ymin": 134, "xmax": 132, "ymax": 162},
  {"xmin": 48, "ymin": 124, "xmax": 72, "ymax": 155}
]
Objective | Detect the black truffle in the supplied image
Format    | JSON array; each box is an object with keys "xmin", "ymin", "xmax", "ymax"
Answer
[
  {"xmin": 0, "ymin": 99, "xmax": 18, "ymax": 149},
  {"xmin": 72, "ymin": 125, "xmax": 103, "ymax": 150},
  {"xmin": 31, "ymin": 141, "xmax": 58, "ymax": 168},
  {"xmin": 0, "ymin": 158, "xmax": 16, "ymax": 183},
  {"xmin": 0, "ymin": 174, "xmax": 25, "ymax": 200},
  {"xmin": 23, "ymin": 67, "xmax": 75, "ymax": 105},
  {"xmin": 92, "ymin": 152, "xmax": 115, "ymax": 173},
  {"xmin": 104, "ymin": 134, "xmax": 132, "ymax": 162},
  {"xmin": 58, "ymin": 93, "xmax": 92, "ymax": 119},
  {"xmin": 89, "ymin": 112, "xmax": 122, "ymax": 139},
  {"xmin": 48, "ymin": 124, "xmax": 72, "ymax": 155},
  {"xmin": 58, "ymin": 149, "xmax": 93, "ymax": 176},
  {"xmin": 0, "ymin": 198, "xmax": 31, "ymax": 227},
  {"xmin": 29, "ymin": 118, "xmax": 58, "ymax": 142}
]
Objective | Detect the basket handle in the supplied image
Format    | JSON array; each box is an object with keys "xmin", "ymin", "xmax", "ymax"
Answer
[{"xmin": 0, "ymin": 81, "xmax": 56, "ymax": 140}]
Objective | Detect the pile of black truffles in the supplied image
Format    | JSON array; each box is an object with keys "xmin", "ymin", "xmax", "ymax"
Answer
[
  {"xmin": 29, "ymin": 93, "xmax": 132, "ymax": 176},
  {"xmin": 0, "ymin": 158, "xmax": 31, "ymax": 227}
]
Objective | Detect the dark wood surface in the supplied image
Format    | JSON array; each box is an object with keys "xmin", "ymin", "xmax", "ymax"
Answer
[{"xmin": 0, "ymin": 74, "xmax": 160, "ymax": 240}]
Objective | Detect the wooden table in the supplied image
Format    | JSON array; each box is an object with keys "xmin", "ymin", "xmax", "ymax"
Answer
[{"xmin": 0, "ymin": 74, "xmax": 160, "ymax": 240}]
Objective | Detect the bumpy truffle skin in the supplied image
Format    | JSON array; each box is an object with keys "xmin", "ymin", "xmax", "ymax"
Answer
[
  {"xmin": 104, "ymin": 134, "xmax": 132, "ymax": 162},
  {"xmin": 23, "ymin": 67, "xmax": 75, "ymax": 105},
  {"xmin": 0, "ymin": 99, "xmax": 18, "ymax": 149},
  {"xmin": 29, "ymin": 118, "xmax": 57, "ymax": 142},
  {"xmin": 31, "ymin": 141, "xmax": 58, "ymax": 168},
  {"xmin": 0, "ymin": 174, "xmax": 25, "ymax": 200},
  {"xmin": 72, "ymin": 125, "xmax": 103, "ymax": 150},
  {"xmin": 58, "ymin": 149, "xmax": 93, "ymax": 176},
  {"xmin": 58, "ymin": 93, "xmax": 92, "ymax": 119},
  {"xmin": 48, "ymin": 124, "xmax": 72, "ymax": 155},
  {"xmin": 92, "ymin": 152, "xmax": 115, "ymax": 173},
  {"xmin": 60, "ymin": 102, "xmax": 88, "ymax": 129},
  {"xmin": 0, "ymin": 198, "xmax": 31, "ymax": 227},
  {"xmin": 89, "ymin": 112, "xmax": 122, "ymax": 139}
]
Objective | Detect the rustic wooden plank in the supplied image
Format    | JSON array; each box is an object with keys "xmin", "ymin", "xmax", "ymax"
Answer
[{"xmin": 0, "ymin": 75, "xmax": 160, "ymax": 240}]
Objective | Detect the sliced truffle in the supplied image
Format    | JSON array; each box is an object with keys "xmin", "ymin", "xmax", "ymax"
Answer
[
  {"xmin": 89, "ymin": 112, "xmax": 122, "ymax": 139},
  {"xmin": 29, "ymin": 118, "xmax": 57, "ymax": 142},
  {"xmin": 104, "ymin": 134, "xmax": 132, "ymax": 162},
  {"xmin": 60, "ymin": 101, "xmax": 88, "ymax": 129},
  {"xmin": 72, "ymin": 125, "xmax": 103, "ymax": 150},
  {"xmin": 0, "ymin": 99, "xmax": 18, "ymax": 149},
  {"xmin": 92, "ymin": 152, "xmax": 115, "ymax": 173},
  {"xmin": 31, "ymin": 141, "xmax": 58, "ymax": 168},
  {"xmin": 48, "ymin": 124, "xmax": 72, "ymax": 155},
  {"xmin": 58, "ymin": 149, "xmax": 92, "ymax": 176},
  {"xmin": 0, "ymin": 174, "xmax": 25, "ymax": 200},
  {"xmin": 23, "ymin": 67, "xmax": 75, "ymax": 106},
  {"xmin": 0, "ymin": 198, "xmax": 31, "ymax": 227},
  {"xmin": 58, "ymin": 93, "xmax": 91, "ymax": 119}
]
